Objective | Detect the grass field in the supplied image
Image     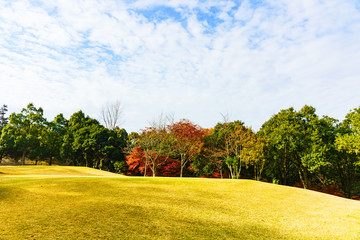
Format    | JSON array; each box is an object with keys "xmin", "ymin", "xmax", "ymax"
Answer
[{"xmin": 1, "ymin": 166, "xmax": 360, "ymax": 239}]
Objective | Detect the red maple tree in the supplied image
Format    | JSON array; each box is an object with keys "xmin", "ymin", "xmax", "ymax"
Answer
[
  {"xmin": 168, "ymin": 119, "xmax": 205, "ymax": 177},
  {"xmin": 126, "ymin": 147, "xmax": 180, "ymax": 177}
]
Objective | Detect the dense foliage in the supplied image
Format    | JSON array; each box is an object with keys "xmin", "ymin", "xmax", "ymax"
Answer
[
  {"xmin": 0, "ymin": 104, "xmax": 127, "ymax": 173},
  {"xmin": 1, "ymin": 103, "xmax": 360, "ymax": 198}
]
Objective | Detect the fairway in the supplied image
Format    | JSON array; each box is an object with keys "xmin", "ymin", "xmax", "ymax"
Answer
[
  {"xmin": 0, "ymin": 166, "xmax": 121, "ymax": 177},
  {"xmin": 1, "ymin": 166, "xmax": 360, "ymax": 239}
]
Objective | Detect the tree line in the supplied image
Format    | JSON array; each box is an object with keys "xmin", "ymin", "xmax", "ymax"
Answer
[
  {"xmin": 0, "ymin": 104, "xmax": 127, "ymax": 172},
  {"xmin": 0, "ymin": 103, "xmax": 359, "ymax": 198}
]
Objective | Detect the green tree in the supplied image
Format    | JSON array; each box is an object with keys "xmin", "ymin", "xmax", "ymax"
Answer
[
  {"xmin": 192, "ymin": 128, "xmax": 226, "ymax": 178},
  {"xmin": 241, "ymin": 133, "xmax": 268, "ymax": 181},
  {"xmin": 210, "ymin": 121, "xmax": 251, "ymax": 179},
  {"xmin": 43, "ymin": 114, "xmax": 69, "ymax": 165},
  {"xmin": 259, "ymin": 106, "xmax": 320, "ymax": 188},
  {"xmin": 108, "ymin": 127, "xmax": 128, "ymax": 173},
  {"xmin": 0, "ymin": 103, "xmax": 48, "ymax": 165},
  {"xmin": 299, "ymin": 115, "xmax": 339, "ymax": 188},
  {"xmin": 0, "ymin": 104, "xmax": 9, "ymax": 162},
  {"xmin": 334, "ymin": 107, "xmax": 360, "ymax": 197},
  {"xmin": 67, "ymin": 111, "xmax": 103, "ymax": 167},
  {"xmin": 336, "ymin": 107, "xmax": 360, "ymax": 155},
  {"xmin": 64, "ymin": 110, "xmax": 128, "ymax": 171}
]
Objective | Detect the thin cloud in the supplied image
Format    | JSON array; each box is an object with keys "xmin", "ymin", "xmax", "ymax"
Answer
[{"xmin": 0, "ymin": 0, "xmax": 359, "ymax": 132}]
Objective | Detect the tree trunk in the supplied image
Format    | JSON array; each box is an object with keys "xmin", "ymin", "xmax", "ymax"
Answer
[
  {"xmin": 298, "ymin": 169, "xmax": 307, "ymax": 189},
  {"xmin": 99, "ymin": 159, "xmax": 103, "ymax": 170},
  {"xmin": 283, "ymin": 145, "xmax": 288, "ymax": 185},
  {"xmin": 255, "ymin": 161, "xmax": 265, "ymax": 181},
  {"xmin": 150, "ymin": 164, "xmax": 156, "ymax": 177},
  {"xmin": 254, "ymin": 165, "xmax": 258, "ymax": 181},
  {"xmin": 341, "ymin": 160, "xmax": 354, "ymax": 198},
  {"xmin": 21, "ymin": 149, "xmax": 27, "ymax": 165},
  {"xmin": 0, "ymin": 150, "xmax": 5, "ymax": 164},
  {"xmin": 94, "ymin": 158, "xmax": 100, "ymax": 169},
  {"xmin": 180, "ymin": 154, "xmax": 186, "ymax": 178},
  {"xmin": 236, "ymin": 158, "xmax": 242, "ymax": 179},
  {"xmin": 295, "ymin": 155, "xmax": 308, "ymax": 189},
  {"xmin": 303, "ymin": 168, "xmax": 308, "ymax": 188},
  {"xmin": 144, "ymin": 158, "xmax": 148, "ymax": 177},
  {"xmin": 228, "ymin": 164, "xmax": 234, "ymax": 179},
  {"xmin": 180, "ymin": 165, "xmax": 184, "ymax": 178}
]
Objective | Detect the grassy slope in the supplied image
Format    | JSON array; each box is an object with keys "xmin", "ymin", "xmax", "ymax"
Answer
[
  {"xmin": 0, "ymin": 166, "xmax": 359, "ymax": 239},
  {"xmin": 0, "ymin": 165, "xmax": 120, "ymax": 176}
]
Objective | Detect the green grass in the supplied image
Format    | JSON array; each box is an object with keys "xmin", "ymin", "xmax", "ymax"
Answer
[{"xmin": 1, "ymin": 166, "xmax": 360, "ymax": 239}]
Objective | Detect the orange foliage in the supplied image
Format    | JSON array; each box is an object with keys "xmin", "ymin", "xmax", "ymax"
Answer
[
  {"xmin": 126, "ymin": 147, "xmax": 146, "ymax": 176},
  {"xmin": 168, "ymin": 120, "xmax": 205, "ymax": 177},
  {"xmin": 157, "ymin": 158, "xmax": 181, "ymax": 177},
  {"xmin": 169, "ymin": 120, "xmax": 205, "ymax": 156},
  {"xmin": 126, "ymin": 147, "xmax": 181, "ymax": 177}
]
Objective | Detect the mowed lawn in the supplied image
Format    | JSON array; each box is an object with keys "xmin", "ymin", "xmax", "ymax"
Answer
[{"xmin": 1, "ymin": 166, "xmax": 360, "ymax": 239}]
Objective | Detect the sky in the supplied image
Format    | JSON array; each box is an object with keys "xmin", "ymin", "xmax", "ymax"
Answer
[{"xmin": 1, "ymin": 0, "xmax": 360, "ymax": 132}]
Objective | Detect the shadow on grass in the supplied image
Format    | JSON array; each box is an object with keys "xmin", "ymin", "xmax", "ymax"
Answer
[
  {"xmin": 4, "ymin": 201, "xmax": 294, "ymax": 240},
  {"xmin": 2, "ymin": 177, "xmax": 358, "ymax": 239},
  {"xmin": 0, "ymin": 178, "xmax": 291, "ymax": 240}
]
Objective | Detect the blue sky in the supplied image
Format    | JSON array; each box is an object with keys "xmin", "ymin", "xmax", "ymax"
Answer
[{"xmin": 1, "ymin": 0, "xmax": 360, "ymax": 132}]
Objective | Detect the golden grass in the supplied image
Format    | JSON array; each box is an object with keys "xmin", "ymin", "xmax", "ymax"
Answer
[
  {"xmin": 0, "ymin": 165, "xmax": 120, "ymax": 176},
  {"xmin": 0, "ymin": 166, "xmax": 359, "ymax": 239}
]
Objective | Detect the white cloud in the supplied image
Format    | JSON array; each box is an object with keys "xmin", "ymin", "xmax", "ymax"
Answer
[{"xmin": 0, "ymin": 0, "xmax": 359, "ymax": 132}]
